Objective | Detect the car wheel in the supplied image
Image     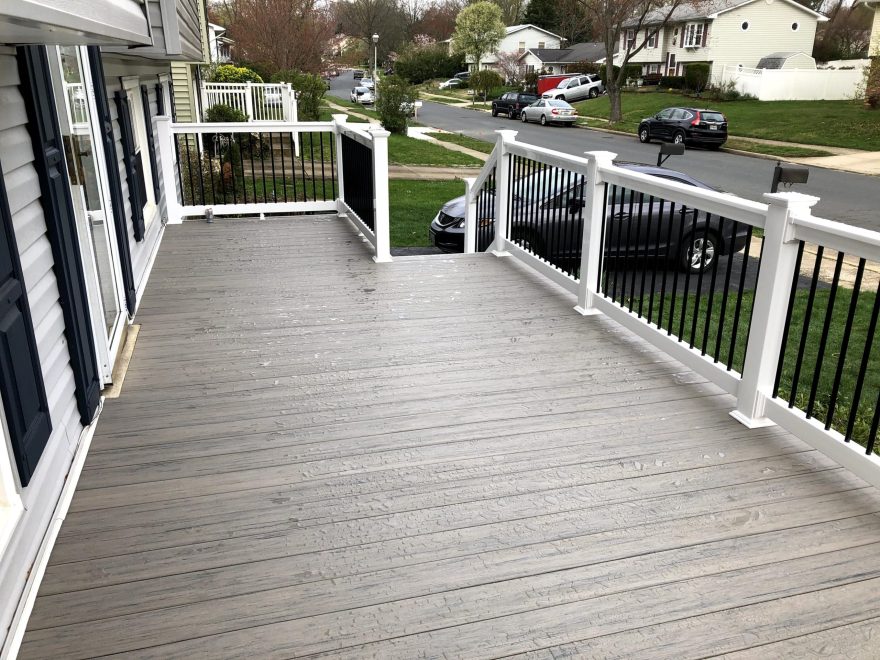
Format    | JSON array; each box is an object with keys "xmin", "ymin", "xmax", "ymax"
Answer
[
  {"xmin": 508, "ymin": 110, "xmax": 517, "ymax": 120},
  {"xmin": 673, "ymin": 131, "xmax": 686, "ymax": 146},
  {"xmin": 521, "ymin": 112, "xmax": 528, "ymax": 123},
  {"xmin": 588, "ymin": 88, "xmax": 598, "ymax": 99},
  {"xmin": 540, "ymin": 115, "xmax": 547, "ymax": 126},
  {"xmin": 511, "ymin": 229, "xmax": 545, "ymax": 255},
  {"xmin": 491, "ymin": 107, "xmax": 498, "ymax": 117},
  {"xmin": 679, "ymin": 231, "xmax": 719, "ymax": 273},
  {"xmin": 638, "ymin": 126, "xmax": 650, "ymax": 143}
]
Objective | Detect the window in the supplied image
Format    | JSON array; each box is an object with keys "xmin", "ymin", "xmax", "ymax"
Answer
[
  {"xmin": 518, "ymin": 41, "xmax": 526, "ymax": 54},
  {"xmin": 791, "ymin": 22, "xmax": 799, "ymax": 31},
  {"xmin": 120, "ymin": 77, "xmax": 157, "ymax": 237},
  {"xmin": 538, "ymin": 41, "xmax": 545, "ymax": 49},
  {"xmin": 683, "ymin": 23, "xmax": 704, "ymax": 47},
  {"xmin": 741, "ymin": 21, "xmax": 749, "ymax": 31},
  {"xmin": 625, "ymin": 29, "xmax": 636, "ymax": 50},
  {"xmin": 647, "ymin": 30, "xmax": 658, "ymax": 48}
]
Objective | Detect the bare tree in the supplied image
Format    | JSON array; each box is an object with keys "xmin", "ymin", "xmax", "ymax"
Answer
[
  {"xmin": 220, "ymin": 0, "xmax": 334, "ymax": 75},
  {"xmin": 491, "ymin": 0, "xmax": 527, "ymax": 25},
  {"xmin": 336, "ymin": 0, "xmax": 409, "ymax": 62},
  {"xmin": 415, "ymin": 0, "xmax": 464, "ymax": 40},
  {"xmin": 495, "ymin": 50, "xmax": 524, "ymax": 83},
  {"xmin": 579, "ymin": 0, "xmax": 702, "ymax": 122}
]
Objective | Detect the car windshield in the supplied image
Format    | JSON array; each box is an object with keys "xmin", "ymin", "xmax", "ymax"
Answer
[
  {"xmin": 548, "ymin": 100, "xmax": 572, "ymax": 108},
  {"xmin": 702, "ymin": 111, "xmax": 725, "ymax": 122}
]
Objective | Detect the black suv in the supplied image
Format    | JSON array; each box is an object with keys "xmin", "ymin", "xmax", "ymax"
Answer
[
  {"xmin": 491, "ymin": 92, "xmax": 539, "ymax": 119},
  {"xmin": 352, "ymin": 69, "xmax": 364, "ymax": 79},
  {"xmin": 638, "ymin": 107, "xmax": 728, "ymax": 149}
]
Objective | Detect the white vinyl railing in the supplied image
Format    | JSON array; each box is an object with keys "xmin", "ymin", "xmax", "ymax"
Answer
[
  {"xmin": 200, "ymin": 82, "xmax": 298, "ymax": 123},
  {"xmin": 464, "ymin": 129, "xmax": 880, "ymax": 487},
  {"xmin": 152, "ymin": 114, "xmax": 390, "ymax": 262}
]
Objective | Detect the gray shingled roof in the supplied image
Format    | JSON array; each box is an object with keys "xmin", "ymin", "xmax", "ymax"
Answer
[
  {"xmin": 525, "ymin": 42, "xmax": 610, "ymax": 64},
  {"xmin": 625, "ymin": 0, "xmax": 825, "ymax": 26}
]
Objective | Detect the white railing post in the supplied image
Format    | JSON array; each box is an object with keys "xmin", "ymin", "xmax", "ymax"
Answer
[
  {"xmin": 200, "ymin": 84, "xmax": 209, "ymax": 120},
  {"xmin": 154, "ymin": 116, "xmax": 182, "ymax": 225},
  {"xmin": 291, "ymin": 89, "xmax": 300, "ymax": 157},
  {"xmin": 731, "ymin": 191, "xmax": 820, "ymax": 428},
  {"xmin": 491, "ymin": 129, "xmax": 518, "ymax": 256},
  {"xmin": 463, "ymin": 177, "xmax": 477, "ymax": 254},
  {"xmin": 370, "ymin": 126, "xmax": 392, "ymax": 263},
  {"xmin": 575, "ymin": 150, "xmax": 617, "ymax": 315},
  {"xmin": 245, "ymin": 81, "xmax": 255, "ymax": 120},
  {"xmin": 332, "ymin": 114, "xmax": 347, "ymax": 217}
]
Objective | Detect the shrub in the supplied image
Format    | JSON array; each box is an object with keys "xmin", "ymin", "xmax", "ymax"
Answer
[
  {"xmin": 209, "ymin": 64, "xmax": 264, "ymax": 84},
  {"xmin": 470, "ymin": 70, "xmax": 504, "ymax": 101},
  {"xmin": 658, "ymin": 75, "xmax": 686, "ymax": 89},
  {"xmin": 269, "ymin": 71, "xmax": 327, "ymax": 121},
  {"xmin": 866, "ymin": 58, "xmax": 880, "ymax": 109},
  {"xmin": 522, "ymin": 71, "xmax": 538, "ymax": 93},
  {"xmin": 204, "ymin": 104, "xmax": 249, "ymax": 123},
  {"xmin": 684, "ymin": 62, "xmax": 711, "ymax": 93},
  {"xmin": 376, "ymin": 75, "xmax": 418, "ymax": 134},
  {"xmin": 395, "ymin": 45, "xmax": 466, "ymax": 84}
]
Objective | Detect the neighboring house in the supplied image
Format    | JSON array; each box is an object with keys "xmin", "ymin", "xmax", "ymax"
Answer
[
  {"xmin": 208, "ymin": 21, "xmax": 234, "ymax": 63},
  {"xmin": 520, "ymin": 42, "xmax": 610, "ymax": 75},
  {"xmin": 621, "ymin": 0, "xmax": 828, "ymax": 82},
  {"xmin": 458, "ymin": 24, "xmax": 564, "ymax": 71},
  {"xmin": 0, "ymin": 1, "xmax": 202, "ymax": 654}
]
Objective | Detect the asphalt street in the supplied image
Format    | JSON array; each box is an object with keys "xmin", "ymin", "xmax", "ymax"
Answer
[{"xmin": 332, "ymin": 73, "xmax": 880, "ymax": 231}]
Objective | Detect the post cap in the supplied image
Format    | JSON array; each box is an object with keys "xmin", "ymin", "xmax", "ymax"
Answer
[
  {"xmin": 331, "ymin": 113, "xmax": 348, "ymax": 124},
  {"xmin": 584, "ymin": 150, "xmax": 617, "ymax": 163},
  {"xmin": 763, "ymin": 191, "xmax": 820, "ymax": 214},
  {"xmin": 369, "ymin": 127, "xmax": 391, "ymax": 138},
  {"xmin": 494, "ymin": 129, "xmax": 518, "ymax": 141}
]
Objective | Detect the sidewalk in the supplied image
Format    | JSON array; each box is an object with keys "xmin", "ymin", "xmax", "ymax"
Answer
[{"xmin": 790, "ymin": 151, "xmax": 880, "ymax": 176}]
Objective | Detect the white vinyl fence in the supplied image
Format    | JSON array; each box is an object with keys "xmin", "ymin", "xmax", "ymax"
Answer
[
  {"xmin": 462, "ymin": 129, "xmax": 880, "ymax": 488},
  {"xmin": 723, "ymin": 65, "xmax": 865, "ymax": 101},
  {"xmin": 201, "ymin": 82, "xmax": 298, "ymax": 122}
]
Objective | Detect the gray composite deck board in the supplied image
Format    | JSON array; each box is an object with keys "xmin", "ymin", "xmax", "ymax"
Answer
[{"xmin": 20, "ymin": 215, "xmax": 880, "ymax": 659}]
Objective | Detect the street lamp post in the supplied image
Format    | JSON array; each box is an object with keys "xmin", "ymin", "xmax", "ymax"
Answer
[{"xmin": 372, "ymin": 33, "xmax": 379, "ymax": 88}]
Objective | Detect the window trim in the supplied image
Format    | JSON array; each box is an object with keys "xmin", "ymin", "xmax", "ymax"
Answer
[
  {"xmin": 647, "ymin": 29, "xmax": 658, "ymax": 49},
  {"xmin": 683, "ymin": 22, "xmax": 705, "ymax": 48},
  {"xmin": 120, "ymin": 76, "xmax": 157, "ymax": 232}
]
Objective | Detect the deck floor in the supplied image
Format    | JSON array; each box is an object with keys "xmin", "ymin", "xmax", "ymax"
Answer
[{"xmin": 20, "ymin": 215, "xmax": 880, "ymax": 659}]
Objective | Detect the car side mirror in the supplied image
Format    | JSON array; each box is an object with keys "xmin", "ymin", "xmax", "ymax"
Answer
[{"xmin": 567, "ymin": 197, "xmax": 585, "ymax": 215}]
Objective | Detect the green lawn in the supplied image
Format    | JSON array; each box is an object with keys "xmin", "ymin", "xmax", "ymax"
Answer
[
  {"xmin": 573, "ymin": 92, "xmax": 880, "ymax": 150},
  {"xmin": 389, "ymin": 179, "xmax": 464, "ymax": 247},
  {"xmin": 388, "ymin": 134, "xmax": 483, "ymax": 166},
  {"xmin": 724, "ymin": 139, "xmax": 834, "ymax": 158},
  {"xmin": 426, "ymin": 132, "xmax": 494, "ymax": 154},
  {"xmin": 619, "ymin": 284, "xmax": 878, "ymax": 453}
]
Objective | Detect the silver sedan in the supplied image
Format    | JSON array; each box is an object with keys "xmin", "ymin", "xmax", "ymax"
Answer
[{"xmin": 520, "ymin": 99, "xmax": 578, "ymax": 126}]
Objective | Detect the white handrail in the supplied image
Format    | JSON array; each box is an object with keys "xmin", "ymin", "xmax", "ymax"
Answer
[
  {"xmin": 169, "ymin": 120, "xmax": 334, "ymax": 134},
  {"xmin": 791, "ymin": 212, "xmax": 880, "ymax": 262}
]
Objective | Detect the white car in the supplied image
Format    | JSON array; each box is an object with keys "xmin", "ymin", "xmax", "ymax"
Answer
[
  {"xmin": 438, "ymin": 78, "xmax": 463, "ymax": 90},
  {"xmin": 542, "ymin": 74, "xmax": 604, "ymax": 102},
  {"xmin": 361, "ymin": 78, "xmax": 375, "ymax": 90},
  {"xmin": 350, "ymin": 86, "xmax": 374, "ymax": 104}
]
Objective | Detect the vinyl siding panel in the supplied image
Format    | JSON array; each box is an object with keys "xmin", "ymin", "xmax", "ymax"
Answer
[
  {"xmin": 0, "ymin": 46, "xmax": 84, "ymax": 644},
  {"xmin": 176, "ymin": 0, "xmax": 205, "ymax": 61},
  {"xmin": 709, "ymin": 2, "xmax": 819, "ymax": 79},
  {"xmin": 170, "ymin": 62, "xmax": 195, "ymax": 122}
]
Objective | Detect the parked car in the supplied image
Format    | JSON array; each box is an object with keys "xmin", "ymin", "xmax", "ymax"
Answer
[
  {"xmin": 520, "ymin": 99, "xmax": 578, "ymax": 126},
  {"xmin": 638, "ymin": 107, "xmax": 728, "ymax": 149},
  {"xmin": 353, "ymin": 69, "xmax": 365, "ymax": 79},
  {"xmin": 350, "ymin": 86, "xmax": 374, "ymax": 104},
  {"xmin": 454, "ymin": 71, "xmax": 471, "ymax": 81},
  {"xmin": 428, "ymin": 164, "xmax": 749, "ymax": 273},
  {"xmin": 541, "ymin": 74, "xmax": 604, "ymax": 102},
  {"xmin": 491, "ymin": 91, "xmax": 539, "ymax": 119},
  {"xmin": 439, "ymin": 78, "xmax": 464, "ymax": 90},
  {"xmin": 361, "ymin": 77, "xmax": 375, "ymax": 90}
]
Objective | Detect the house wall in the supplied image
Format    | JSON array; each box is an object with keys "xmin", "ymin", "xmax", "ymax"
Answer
[
  {"xmin": 626, "ymin": 0, "xmax": 819, "ymax": 80},
  {"xmin": 171, "ymin": 62, "xmax": 197, "ymax": 122},
  {"xmin": 0, "ymin": 45, "xmax": 85, "ymax": 648},
  {"xmin": 709, "ymin": 1, "xmax": 818, "ymax": 80},
  {"xmin": 478, "ymin": 26, "xmax": 563, "ymax": 67},
  {"xmin": 105, "ymin": 0, "xmax": 204, "ymax": 62},
  {"xmin": 0, "ymin": 46, "xmax": 171, "ymax": 653}
]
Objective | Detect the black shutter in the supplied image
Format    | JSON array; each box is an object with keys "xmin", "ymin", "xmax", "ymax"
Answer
[
  {"xmin": 140, "ymin": 85, "xmax": 160, "ymax": 200},
  {"xmin": 155, "ymin": 82, "xmax": 165, "ymax": 116},
  {"xmin": 87, "ymin": 46, "xmax": 136, "ymax": 314},
  {"xmin": 0, "ymin": 154, "xmax": 52, "ymax": 487},
  {"xmin": 114, "ymin": 90, "xmax": 146, "ymax": 242},
  {"xmin": 18, "ymin": 46, "xmax": 101, "ymax": 427},
  {"xmin": 166, "ymin": 80, "xmax": 177, "ymax": 121}
]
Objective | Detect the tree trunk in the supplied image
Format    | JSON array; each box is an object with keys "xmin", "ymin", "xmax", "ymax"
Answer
[{"xmin": 608, "ymin": 83, "xmax": 622, "ymax": 123}]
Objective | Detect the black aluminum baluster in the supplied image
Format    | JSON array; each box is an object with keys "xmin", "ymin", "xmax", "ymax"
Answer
[
  {"xmin": 647, "ymin": 198, "xmax": 664, "ymax": 324},
  {"xmin": 806, "ymin": 252, "xmax": 845, "ymax": 418},
  {"xmin": 689, "ymin": 214, "xmax": 713, "ymax": 348},
  {"xmin": 727, "ymin": 225, "xmax": 755, "ymax": 371},
  {"xmin": 826, "ymin": 258, "xmax": 866, "ymax": 430},
  {"xmin": 714, "ymin": 220, "xmax": 740, "ymax": 363},
  {"xmin": 658, "ymin": 200, "xmax": 676, "ymax": 331},
  {"xmin": 636, "ymin": 194, "xmax": 651, "ymax": 318},
  {"xmin": 845, "ymin": 283, "xmax": 880, "ymax": 442},
  {"xmin": 320, "ymin": 132, "xmax": 328, "ymax": 200},
  {"xmin": 700, "ymin": 217, "xmax": 723, "ymax": 356},
  {"xmin": 668, "ymin": 204, "xmax": 688, "ymax": 336},
  {"xmin": 309, "ymin": 131, "xmax": 318, "ymax": 201},
  {"xmin": 788, "ymin": 246, "xmax": 826, "ymax": 407},
  {"xmin": 299, "ymin": 132, "xmax": 308, "ymax": 202},
  {"xmin": 278, "ymin": 130, "xmax": 288, "ymax": 202}
]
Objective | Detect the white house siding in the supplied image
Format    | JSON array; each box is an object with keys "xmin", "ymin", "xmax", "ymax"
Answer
[
  {"xmin": 0, "ymin": 46, "xmax": 84, "ymax": 645},
  {"xmin": 625, "ymin": 0, "xmax": 820, "ymax": 81},
  {"xmin": 100, "ymin": 55, "xmax": 168, "ymax": 304},
  {"xmin": 171, "ymin": 62, "xmax": 196, "ymax": 122},
  {"xmin": 476, "ymin": 26, "xmax": 563, "ymax": 68},
  {"xmin": 710, "ymin": 1, "xmax": 819, "ymax": 80}
]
